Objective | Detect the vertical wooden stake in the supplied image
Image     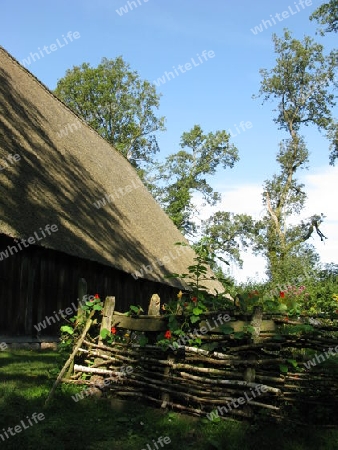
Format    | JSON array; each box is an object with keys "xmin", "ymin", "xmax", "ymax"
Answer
[
  {"xmin": 161, "ymin": 354, "xmax": 174, "ymax": 409},
  {"xmin": 92, "ymin": 296, "xmax": 116, "ymax": 389},
  {"xmin": 99, "ymin": 296, "xmax": 116, "ymax": 345},
  {"xmin": 243, "ymin": 306, "xmax": 263, "ymax": 417}
]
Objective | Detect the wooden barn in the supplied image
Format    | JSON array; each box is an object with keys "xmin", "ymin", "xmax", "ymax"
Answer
[{"xmin": 0, "ymin": 46, "xmax": 222, "ymax": 337}]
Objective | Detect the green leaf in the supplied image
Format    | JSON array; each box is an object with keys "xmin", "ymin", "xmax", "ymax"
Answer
[
  {"xmin": 287, "ymin": 359, "xmax": 298, "ymax": 369},
  {"xmin": 233, "ymin": 331, "xmax": 245, "ymax": 339},
  {"xmin": 279, "ymin": 364, "xmax": 288, "ymax": 374},
  {"xmin": 245, "ymin": 325, "xmax": 256, "ymax": 334},
  {"xmin": 192, "ymin": 307, "xmax": 203, "ymax": 315},
  {"xmin": 278, "ymin": 303, "xmax": 288, "ymax": 312},
  {"xmin": 100, "ymin": 328, "xmax": 110, "ymax": 339},
  {"xmin": 139, "ymin": 336, "xmax": 149, "ymax": 347},
  {"xmin": 190, "ymin": 315, "xmax": 200, "ymax": 324},
  {"xmin": 60, "ymin": 325, "xmax": 74, "ymax": 335},
  {"xmin": 271, "ymin": 334, "xmax": 284, "ymax": 341},
  {"xmin": 219, "ymin": 325, "xmax": 234, "ymax": 335},
  {"xmin": 201, "ymin": 342, "xmax": 218, "ymax": 351},
  {"xmin": 93, "ymin": 304, "xmax": 103, "ymax": 311}
]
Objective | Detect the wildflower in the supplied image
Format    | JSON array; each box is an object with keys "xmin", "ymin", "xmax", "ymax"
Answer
[
  {"xmin": 280, "ymin": 291, "xmax": 285, "ymax": 298},
  {"xmin": 94, "ymin": 294, "xmax": 100, "ymax": 299},
  {"xmin": 191, "ymin": 297, "xmax": 197, "ymax": 303},
  {"xmin": 111, "ymin": 327, "xmax": 117, "ymax": 334},
  {"xmin": 177, "ymin": 291, "xmax": 183, "ymax": 299},
  {"xmin": 164, "ymin": 330, "xmax": 171, "ymax": 339}
]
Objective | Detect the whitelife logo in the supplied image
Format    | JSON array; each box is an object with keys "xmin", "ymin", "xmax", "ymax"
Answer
[
  {"xmin": 169, "ymin": 313, "xmax": 232, "ymax": 350},
  {"xmin": 153, "ymin": 50, "xmax": 215, "ymax": 87},
  {"xmin": 0, "ymin": 153, "xmax": 21, "ymax": 171},
  {"xmin": 71, "ymin": 365, "xmax": 134, "ymax": 402},
  {"xmin": 304, "ymin": 345, "xmax": 338, "ymax": 370},
  {"xmin": 93, "ymin": 178, "xmax": 144, "ymax": 209},
  {"xmin": 206, "ymin": 384, "xmax": 268, "ymax": 420},
  {"xmin": 131, "ymin": 245, "xmax": 190, "ymax": 280},
  {"xmin": 0, "ymin": 412, "xmax": 45, "ymax": 442},
  {"xmin": 116, "ymin": 0, "xmax": 150, "ymax": 16},
  {"xmin": 0, "ymin": 224, "xmax": 58, "ymax": 262},
  {"xmin": 34, "ymin": 294, "xmax": 94, "ymax": 333},
  {"xmin": 0, "ymin": 342, "xmax": 8, "ymax": 351},
  {"xmin": 250, "ymin": 0, "xmax": 313, "ymax": 35},
  {"xmin": 140, "ymin": 435, "xmax": 171, "ymax": 450},
  {"xmin": 56, "ymin": 121, "xmax": 82, "ymax": 139},
  {"xmin": 20, "ymin": 31, "xmax": 81, "ymax": 67}
]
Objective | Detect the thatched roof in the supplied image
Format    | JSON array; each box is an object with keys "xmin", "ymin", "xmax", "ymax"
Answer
[{"xmin": 0, "ymin": 46, "xmax": 224, "ymax": 292}]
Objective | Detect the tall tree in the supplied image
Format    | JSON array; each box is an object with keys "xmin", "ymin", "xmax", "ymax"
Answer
[
  {"xmin": 155, "ymin": 125, "xmax": 238, "ymax": 236},
  {"xmin": 54, "ymin": 57, "xmax": 165, "ymax": 170},
  {"xmin": 254, "ymin": 30, "xmax": 336, "ymax": 282},
  {"xmin": 310, "ymin": 0, "xmax": 338, "ymax": 34}
]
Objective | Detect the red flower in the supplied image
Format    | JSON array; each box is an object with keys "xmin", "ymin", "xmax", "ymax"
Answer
[
  {"xmin": 280, "ymin": 291, "xmax": 285, "ymax": 298},
  {"xmin": 111, "ymin": 327, "xmax": 117, "ymax": 334},
  {"xmin": 164, "ymin": 330, "xmax": 171, "ymax": 339},
  {"xmin": 191, "ymin": 297, "xmax": 198, "ymax": 303},
  {"xmin": 94, "ymin": 294, "xmax": 100, "ymax": 299}
]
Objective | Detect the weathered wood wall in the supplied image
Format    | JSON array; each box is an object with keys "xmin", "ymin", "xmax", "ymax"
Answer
[{"xmin": 0, "ymin": 234, "xmax": 177, "ymax": 336}]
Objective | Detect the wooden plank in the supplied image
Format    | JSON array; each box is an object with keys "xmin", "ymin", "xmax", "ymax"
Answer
[
  {"xmin": 199, "ymin": 319, "xmax": 276, "ymax": 333},
  {"xmin": 111, "ymin": 314, "xmax": 167, "ymax": 332}
]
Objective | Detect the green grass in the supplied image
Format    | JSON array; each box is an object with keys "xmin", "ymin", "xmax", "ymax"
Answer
[{"xmin": 1, "ymin": 350, "xmax": 338, "ymax": 449}]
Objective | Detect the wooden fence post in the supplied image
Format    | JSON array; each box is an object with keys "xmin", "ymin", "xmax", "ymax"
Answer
[
  {"xmin": 99, "ymin": 296, "xmax": 116, "ymax": 345},
  {"xmin": 242, "ymin": 306, "xmax": 263, "ymax": 417},
  {"xmin": 88, "ymin": 296, "xmax": 116, "ymax": 393},
  {"xmin": 146, "ymin": 294, "xmax": 172, "ymax": 408}
]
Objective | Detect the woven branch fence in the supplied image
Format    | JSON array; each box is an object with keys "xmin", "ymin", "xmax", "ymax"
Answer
[{"xmin": 55, "ymin": 294, "xmax": 338, "ymax": 425}]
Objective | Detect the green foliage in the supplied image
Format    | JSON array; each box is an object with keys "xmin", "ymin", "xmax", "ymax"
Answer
[
  {"xmin": 310, "ymin": 0, "xmax": 338, "ymax": 34},
  {"xmin": 158, "ymin": 243, "xmax": 256, "ymax": 348},
  {"xmin": 59, "ymin": 294, "xmax": 102, "ymax": 352},
  {"xmin": 200, "ymin": 211, "xmax": 257, "ymax": 268},
  {"xmin": 125, "ymin": 304, "xmax": 144, "ymax": 316},
  {"xmin": 154, "ymin": 125, "xmax": 238, "ymax": 235},
  {"xmin": 54, "ymin": 56, "xmax": 165, "ymax": 171},
  {"xmin": 256, "ymin": 30, "xmax": 337, "ymax": 136}
]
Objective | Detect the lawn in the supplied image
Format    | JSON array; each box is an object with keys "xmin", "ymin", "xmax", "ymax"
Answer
[{"xmin": 0, "ymin": 349, "xmax": 338, "ymax": 450}]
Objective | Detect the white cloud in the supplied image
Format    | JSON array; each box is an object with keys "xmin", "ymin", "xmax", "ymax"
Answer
[{"xmin": 194, "ymin": 165, "xmax": 338, "ymax": 283}]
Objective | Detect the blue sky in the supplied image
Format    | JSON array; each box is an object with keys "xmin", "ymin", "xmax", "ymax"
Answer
[{"xmin": 1, "ymin": 0, "xmax": 337, "ymax": 281}]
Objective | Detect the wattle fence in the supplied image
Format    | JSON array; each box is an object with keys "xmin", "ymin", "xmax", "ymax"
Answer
[{"xmin": 51, "ymin": 294, "xmax": 338, "ymax": 425}]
